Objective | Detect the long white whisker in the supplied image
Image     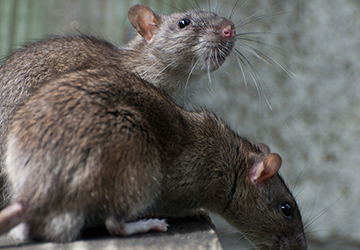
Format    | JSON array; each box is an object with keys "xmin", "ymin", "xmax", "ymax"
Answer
[
  {"xmin": 233, "ymin": 48, "xmax": 273, "ymax": 110},
  {"xmin": 207, "ymin": 49, "xmax": 213, "ymax": 85},
  {"xmin": 154, "ymin": 60, "xmax": 177, "ymax": 80},
  {"xmin": 235, "ymin": 1, "xmax": 291, "ymax": 28},
  {"xmin": 139, "ymin": 61, "xmax": 160, "ymax": 79},
  {"xmin": 304, "ymin": 195, "xmax": 343, "ymax": 233},
  {"xmin": 236, "ymin": 10, "xmax": 290, "ymax": 29},
  {"xmin": 234, "ymin": 48, "xmax": 260, "ymax": 94},
  {"xmin": 237, "ymin": 35, "xmax": 295, "ymax": 60},
  {"xmin": 185, "ymin": 57, "xmax": 201, "ymax": 93},
  {"xmin": 229, "ymin": 0, "xmax": 248, "ymax": 20},
  {"xmin": 236, "ymin": 31, "xmax": 288, "ymax": 37},
  {"xmin": 237, "ymin": 42, "xmax": 296, "ymax": 78},
  {"xmin": 237, "ymin": 43, "xmax": 273, "ymax": 66},
  {"xmin": 235, "ymin": 53, "xmax": 248, "ymax": 89},
  {"xmin": 292, "ymin": 163, "xmax": 311, "ymax": 194}
]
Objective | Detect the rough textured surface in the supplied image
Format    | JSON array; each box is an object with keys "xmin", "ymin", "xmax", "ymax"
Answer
[
  {"xmin": 0, "ymin": 214, "xmax": 222, "ymax": 250},
  {"xmin": 196, "ymin": 0, "xmax": 360, "ymax": 248}
]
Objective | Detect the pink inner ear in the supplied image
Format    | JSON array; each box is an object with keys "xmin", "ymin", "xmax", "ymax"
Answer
[
  {"xmin": 249, "ymin": 153, "xmax": 282, "ymax": 186},
  {"xmin": 138, "ymin": 16, "xmax": 157, "ymax": 42},
  {"xmin": 249, "ymin": 161, "xmax": 264, "ymax": 184},
  {"xmin": 263, "ymin": 153, "xmax": 282, "ymax": 175},
  {"xmin": 128, "ymin": 4, "xmax": 159, "ymax": 43}
]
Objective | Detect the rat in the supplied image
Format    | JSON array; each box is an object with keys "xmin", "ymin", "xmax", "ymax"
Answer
[
  {"xmin": 0, "ymin": 66, "xmax": 306, "ymax": 249},
  {"xmin": 0, "ymin": 4, "xmax": 236, "ymax": 208}
]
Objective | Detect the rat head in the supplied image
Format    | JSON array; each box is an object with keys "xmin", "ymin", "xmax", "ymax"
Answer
[
  {"xmin": 127, "ymin": 4, "xmax": 236, "ymax": 75},
  {"xmin": 223, "ymin": 143, "xmax": 307, "ymax": 250}
]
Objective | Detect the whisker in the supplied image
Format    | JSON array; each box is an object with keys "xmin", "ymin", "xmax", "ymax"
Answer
[
  {"xmin": 185, "ymin": 57, "xmax": 201, "ymax": 92},
  {"xmin": 236, "ymin": 42, "xmax": 296, "ymax": 78},
  {"xmin": 303, "ymin": 185, "xmax": 318, "ymax": 230},
  {"xmin": 236, "ymin": 36, "xmax": 293, "ymax": 59},
  {"xmin": 229, "ymin": 0, "xmax": 244, "ymax": 20},
  {"xmin": 163, "ymin": 0, "xmax": 209, "ymax": 32},
  {"xmin": 304, "ymin": 195, "xmax": 343, "ymax": 234},
  {"xmin": 237, "ymin": 43, "xmax": 272, "ymax": 66},
  {"xmin": 242, "ymin": 234, "xmax": 263, "ymax": 250},
  {"xmin": 207, "ymin": 49, "xmax": 214, "ymax": 85},
  {"xmin": 185, "ymin": 1, "xmax": 211, "ymax": 30},
  {"xmin": 167, "ymin": 35, "xmax": 204, "ymax": 40},
  {"xmin": 154, "ymin": 60, "xmax": 177, "ymax": 80},
  {"xmin": 139, "ymin": 61, "xmax": 160, "ymax": 79},
  {"xmin": 234, "ymin": 48, "xmax": 260, "ymax": 92},
  {"xmin": 291, "ymin": 162, "xmax": 311, "ymax": 193},
  {"xmin": 228, "ymin": 0, "xmax": 252, "ymax": 23},
  {"xmin": 236, "ymin": 9, "xmax": 290, "ymax": 29},
  {"xmin": 157, "ymin": 0, "xmax": 184, "ymax": 12},
  {"xmin": 182, "ymin": 12, "xmax": 209, "ymax": 32},
  {"xmin": 205, "ymin": 78, "xmax": 216, "ymax": 98},
  {"xmin": 235, "ymin": 1, "xmax": 291, "ymax": 28},
  {"xmin": 233, "ymin": 47, "xmax": 273, "ymax": 110},
  {"xmin": 192, "ymin": 0, "xmax": 201, "ymax": 11},
  {"xmin": 293, "ymin": 184, "xmax": 311, "ymax": 201},
  {"xmin": 184, "ymin": 0, "xmax": 196, "ymax": 11},
  {"xmin": 215, "ymin": 0, "xmax": 222, "ymax": 15},
  {"xmin": 206, "ymin": 0, "xmax": 211, "ymax": 13},
  {"xmin": 236, "ymin": 54, "xmax": 248, "ymax": 89},
  {"xmin": 236, "ymin": 31, "xmax": 290, "ymax": 38}
]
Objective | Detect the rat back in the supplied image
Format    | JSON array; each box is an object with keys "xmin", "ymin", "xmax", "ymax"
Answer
[
  {"xmin": 5, "ymin": 67, "xmax": 180, "ymax": 241},
  {"xmin": 0, "ymin": 36, "xmax": 123, "ymax": 165}
]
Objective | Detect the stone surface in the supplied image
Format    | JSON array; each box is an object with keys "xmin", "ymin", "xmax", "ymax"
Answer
[{"xmin": 0, "ymin": 214, "xmax": 222, "ymax": 250}]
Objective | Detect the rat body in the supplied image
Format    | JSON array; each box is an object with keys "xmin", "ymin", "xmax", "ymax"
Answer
[
  {"xmin": 0, "ymin": 67, "xmax": 306, "ymax": 249},
  {"xmin": 0, "ymin": 4, "xmax": 235, "ymax": 207}
]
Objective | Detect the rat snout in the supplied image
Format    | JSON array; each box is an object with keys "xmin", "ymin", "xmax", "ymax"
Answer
[
  {"xmin": 221, "ymin": 24, "xmax": 235, "ymax": 39},
  {"xmin": 220, "ymin": 19, "xmax": 235, "ymax": 39},
  {"xmin": 279, "ymin": 233, "xmax": 307, "ymax": 250}
]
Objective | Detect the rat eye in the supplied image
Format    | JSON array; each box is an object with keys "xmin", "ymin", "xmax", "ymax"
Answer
[
  {"xmin": 280, "ymin": 203, "xmax": 292, "ymax": 217},
  {"xmin": 178, "ymin": 18, "xmax": 191, "ymax": 29}
]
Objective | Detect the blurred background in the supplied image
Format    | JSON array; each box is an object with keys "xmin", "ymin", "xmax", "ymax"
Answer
[{"xmin": 1, "ymin": 0, "xmax": 360, "ymax": 249}]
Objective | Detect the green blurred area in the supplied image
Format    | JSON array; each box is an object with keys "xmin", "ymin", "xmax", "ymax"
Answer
[{"xmin": 0, "ymin": 0, "xmax": 197, "ymax": 60}]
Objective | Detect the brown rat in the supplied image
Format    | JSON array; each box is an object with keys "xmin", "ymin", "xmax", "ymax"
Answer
[
  {"xmin": 0, "ymin": 67, "xmax": 306, "ymax": 249},
  {"xmin": 0, "ymin": 4, "xmax": 235, "ymax": 208}
]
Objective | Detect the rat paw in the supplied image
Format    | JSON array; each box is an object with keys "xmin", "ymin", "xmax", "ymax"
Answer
[
  {"xmin": 122, "ymin": 218, "xmax": 169, "ymax": 235},
  {"xmin": 8, "ymin": 223, "xmax": 28, "ymax": 243},
  {"xmin": 106, "ymin": 217, "xmax": 168, "ymax": 236}
]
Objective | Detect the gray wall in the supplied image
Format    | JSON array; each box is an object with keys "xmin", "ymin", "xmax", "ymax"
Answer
[
  {"xmin": 1, "ymin": 0, "xmax": 359, "ymax": 249},
  {"xmin": 201, "ymin": 0, "xmax": 360, "ymax": 249}
]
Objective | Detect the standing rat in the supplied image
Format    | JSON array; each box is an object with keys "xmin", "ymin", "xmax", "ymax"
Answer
[
  {"xmin": 0, "ymin": 67, "xmax": 306, "ymax": 249},
  {"xmin": 0, "ymin": 4, "xmax": 236, "ymax": 208}
]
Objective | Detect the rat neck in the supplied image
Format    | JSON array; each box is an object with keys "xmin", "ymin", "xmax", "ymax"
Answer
[
  {"xmin": 151, "ymin": 111, "xmax": 252, "ymax": 216},
  {"xmin": 122, "ymin": 37, "xmax": 201, "ymax": 108}
]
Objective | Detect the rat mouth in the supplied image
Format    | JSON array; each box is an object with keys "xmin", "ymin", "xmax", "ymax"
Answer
[
  {"xmin": 206, "ymin": 43, "xmax": 234, "ymax": 68},
  {"xmin": 206, "ymin": 54, "xmax": 227, "ymax": 70},
  {"xmin": 201, "ymin": 43, "xmax": 234, "ymax": 71}
]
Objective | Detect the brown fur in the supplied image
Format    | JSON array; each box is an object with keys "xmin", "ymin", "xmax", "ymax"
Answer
[
  {"xmin": 3, "ymin": 67, "xmax": 306, "ymax": 249},
  {"xmin": 0, "ymin": 5, "xmax": 235, "ymax": 207}
]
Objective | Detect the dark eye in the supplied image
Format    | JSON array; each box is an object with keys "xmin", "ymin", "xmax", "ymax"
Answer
[
  {"xmin": 178, "ymin": 18, "xmax": 191, "ymax": 29},
  {"xmin": 280, "ymin": 203, "xmax": 292, "ymax": 217}
]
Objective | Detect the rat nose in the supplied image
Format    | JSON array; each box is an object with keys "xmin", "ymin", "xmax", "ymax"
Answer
[{"xmin": 222, "ymin": 24, "xmax": 235, "ymax": 38}]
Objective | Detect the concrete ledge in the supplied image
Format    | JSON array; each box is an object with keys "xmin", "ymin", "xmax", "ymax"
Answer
[{"xmin": 0, "ymin": 214, "xmax": 223, "ymax": 250}]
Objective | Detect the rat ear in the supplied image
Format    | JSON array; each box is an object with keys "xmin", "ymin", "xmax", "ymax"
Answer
[
  {"xmin": 249, "ymin": 153, "xmax": 282, "ymax": 186},
  {"xmin": 254, "ymin": 143, "xmax": 271, "ymax": 155},
  {"xmin": 128, "ymin": 4, "xmax": 159, "ymax": 44}
]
